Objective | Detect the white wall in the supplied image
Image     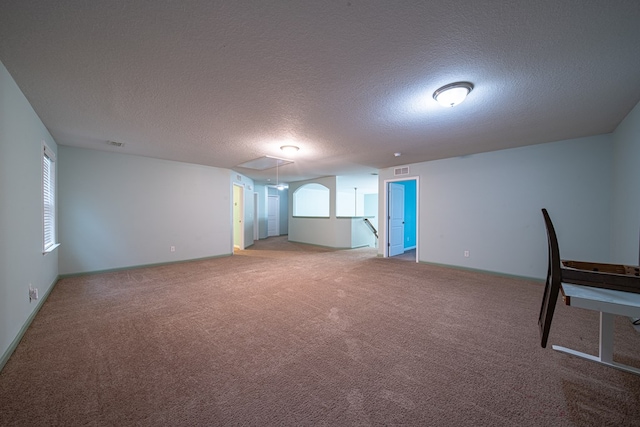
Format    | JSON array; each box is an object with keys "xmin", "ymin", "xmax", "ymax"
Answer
[
  {"xmin": 0, "ymin": 61, "xmax": 59, "ymax": 367},
  {"xmin": 379, "ymin": 135, "xmax": 613, "ymax": 279},
  {"xmin": 611, "ymin": 100, "xmax": 640, "ymax": 264},
  {"xmin": 58, "ymin": 147, "xmax": 232, "ymax": 274}
]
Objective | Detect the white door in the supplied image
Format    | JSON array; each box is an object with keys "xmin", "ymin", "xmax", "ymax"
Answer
[
  {"xmin": 268, "ymin": 195, "xmax": 279, "ymax": 237},
  {"xmin": 388, "ymin": 182, "xmax": 405, "ymax": 256}
]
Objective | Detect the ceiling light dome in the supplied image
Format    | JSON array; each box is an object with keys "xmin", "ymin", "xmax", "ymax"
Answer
[
  {"xmin": 433, "ymin": 82, "xmax": 474, "ymax": 107},
  {"xmin": 280, "ymin": 145, "xmax": 299, "ymax": 154}
]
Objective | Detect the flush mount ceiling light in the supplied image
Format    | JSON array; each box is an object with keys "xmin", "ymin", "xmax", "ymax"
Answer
[
  {"xmin": 433, "ymin": 82, "xmax": 474, "ymax": 107},
  {"xmin": 280, "ymin": 145, "xmax": 299, "ymax": 154}
]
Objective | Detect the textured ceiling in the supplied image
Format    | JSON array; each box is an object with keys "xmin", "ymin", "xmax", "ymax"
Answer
[{"xmin": 1, "ymin": 1, "xmax": 640, "ymax": 185}]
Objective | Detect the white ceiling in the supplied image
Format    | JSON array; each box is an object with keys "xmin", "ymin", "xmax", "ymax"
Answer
[{"xmin": 1, "ymin": 1, "xmax": 639, "ymax": 185}]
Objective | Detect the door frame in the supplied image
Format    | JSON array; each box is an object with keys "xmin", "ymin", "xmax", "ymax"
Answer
[
  {"xmin": 383, "ymin": 176, "xmax": 419, "ymax": 262},
  {"xmin": 388, "ymin": 182, "xmax": 405, "ymax": 257},
  {"xmin": 254, "ymin": 192, "xmax": 259, "ymax": 241}
]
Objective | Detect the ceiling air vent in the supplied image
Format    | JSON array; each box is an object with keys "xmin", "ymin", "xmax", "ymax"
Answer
[{"xmin": 394, "ymin": 167, "xmax": 409, "ymax": 176}]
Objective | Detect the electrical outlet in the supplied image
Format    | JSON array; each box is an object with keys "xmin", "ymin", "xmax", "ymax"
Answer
[
  {"xmin": 29, "ymin": 285, "xmax": 39, "ymax": 302},
  {"xmin": 170, "ymin": 246, "xmax": 175, "ymax": 252},
  {"xmin": 464, "ymin": 250, "xmax": 470, "ymax": 258}
]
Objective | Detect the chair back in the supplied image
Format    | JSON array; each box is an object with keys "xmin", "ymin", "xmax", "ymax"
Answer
[{"xmin": 539, "ymin": 208, "xmax": 562, "ymax": 348}]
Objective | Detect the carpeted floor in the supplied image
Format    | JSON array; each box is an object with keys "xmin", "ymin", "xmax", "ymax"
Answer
[
  {"xmin": 1, "ymin": 236, "xmax": 639, "ymax": 426},
  {"xmin": 390, "ymin": 248, "xmax": 416, "ymax": 261}
]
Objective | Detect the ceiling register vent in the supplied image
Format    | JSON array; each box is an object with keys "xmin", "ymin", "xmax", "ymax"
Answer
[{"xmin": 394, "ymin": 167, "xmax": 409, "ymax": 176}]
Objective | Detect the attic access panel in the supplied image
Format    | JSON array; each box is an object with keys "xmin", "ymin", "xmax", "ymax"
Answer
[{"xmin": 236, "ymin": 155, "xmax": 293, "ymax": 170}]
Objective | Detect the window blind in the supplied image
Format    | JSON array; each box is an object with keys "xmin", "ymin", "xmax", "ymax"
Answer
[{"xmin": 43, "ymin": 144, "xmax": 56, "ymax": 251}]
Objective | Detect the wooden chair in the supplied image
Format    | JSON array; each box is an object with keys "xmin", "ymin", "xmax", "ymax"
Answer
[{"xmin": 538, "ymin": 208, "xmax": 640, "ymax": 348}]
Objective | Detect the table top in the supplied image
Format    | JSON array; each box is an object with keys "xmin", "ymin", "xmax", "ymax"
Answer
[{"xmin": 562, "ymin": 283, "xmax": 640, "ymax": 317}]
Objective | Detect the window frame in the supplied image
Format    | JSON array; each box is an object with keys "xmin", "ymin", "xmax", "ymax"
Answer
[
  {"xmin": 292, "ymin": 183, "xmax": 330, "ymax": 218},
  {"xmin": 42, "ymin": 141, "xmax": 59, "ymax": 254}
]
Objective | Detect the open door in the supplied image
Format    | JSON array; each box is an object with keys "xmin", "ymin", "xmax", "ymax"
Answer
[{"xmin": 388, "ymin": 182, "xmax": 405, "ymax": 256}]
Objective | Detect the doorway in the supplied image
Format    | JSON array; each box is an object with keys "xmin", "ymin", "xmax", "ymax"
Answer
[
  {"xmin": 233, "ymin": 184, "xmax": 244, "ymax": 251},
  {"xmin": 385, "ymin": 178, "xmax": 418, "ymax": 262}
]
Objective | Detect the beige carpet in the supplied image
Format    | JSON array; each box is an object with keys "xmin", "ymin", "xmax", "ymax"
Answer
[{"xmin": 1, "ymin": 236, "xmax": 639, "ymax": 426}]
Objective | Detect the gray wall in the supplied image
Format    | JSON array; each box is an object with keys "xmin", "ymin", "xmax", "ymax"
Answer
[
  {"xmin": 378, "ymin": 134, "xmax": 614, "ymax": 279},
  {"xmin": 611, "ymin": 101, "xmax": 640, "ymax": 264},
  {"xmin": 58, "ymin": 146, "xmax": 233, "ymax": 274},
  {"xmin": 0, "ymin": 61, "xmax": 59, "ymax": 366}
]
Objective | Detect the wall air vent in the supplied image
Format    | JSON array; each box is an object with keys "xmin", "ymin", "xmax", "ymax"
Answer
[{"xmin": 394, "ymin": 167, "xmax": 409, "ymax": 176}]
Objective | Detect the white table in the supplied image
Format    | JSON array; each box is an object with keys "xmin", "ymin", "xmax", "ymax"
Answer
[{"xmin": 552, "ymin": 283, "xmax": 640, "ymax": 375}]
